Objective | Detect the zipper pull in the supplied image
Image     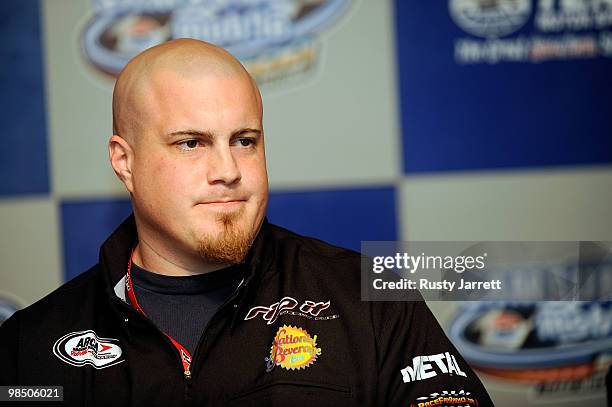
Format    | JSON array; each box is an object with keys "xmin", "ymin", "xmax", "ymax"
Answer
[{"xmin": 184, "ymin": 369, "xmax": 192, "ymax": 382}]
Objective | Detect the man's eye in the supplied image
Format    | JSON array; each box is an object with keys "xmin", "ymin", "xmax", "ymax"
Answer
[
  {"xmin": 236, "ymin": 138, "xmax": 255, "ymax": 147},
  {"xmin": 178, "ymin": 139, "xmax": 199, "ymax": 150}
]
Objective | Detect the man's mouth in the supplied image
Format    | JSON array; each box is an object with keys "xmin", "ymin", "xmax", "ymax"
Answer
[{"xmin": 199, "ymin": 200, "xmax": 246, "ymax": 208}]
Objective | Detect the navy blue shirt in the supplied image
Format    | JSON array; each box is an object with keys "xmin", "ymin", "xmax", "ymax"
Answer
[{"xmin": 131, "ymin": 262, "xmax": 242, "ymax": 354}]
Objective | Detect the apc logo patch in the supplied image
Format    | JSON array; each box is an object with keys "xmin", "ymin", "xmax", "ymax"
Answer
[{"xmin": 53, "ymin": 330, "xmax": 124, "ymax": 369}]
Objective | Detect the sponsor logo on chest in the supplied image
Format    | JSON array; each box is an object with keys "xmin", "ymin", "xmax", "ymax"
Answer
[
  {"xmin": 245, "ymin": 296, "xmax": 339, "ymax": 324},
  {"xmin": 265, "ymin": 325, "xmax": 322, "ymax": 372},
  {"xmin": 53, "ymin": 330, "xmax": 123, "ymax": 369}
]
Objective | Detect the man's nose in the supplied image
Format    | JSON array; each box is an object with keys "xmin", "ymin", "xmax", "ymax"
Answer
[{"xmin": 207, "ymin": 145, "xmax": 241, "ymax": 185}]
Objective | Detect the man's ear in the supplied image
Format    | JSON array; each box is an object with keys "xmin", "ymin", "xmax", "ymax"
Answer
[{"xmin": 109, "ymin": 135, "xmax": 135, "ymax": 193}]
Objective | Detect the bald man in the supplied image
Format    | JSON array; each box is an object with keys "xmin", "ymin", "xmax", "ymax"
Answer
[
  {"xmin": 109, "ymin": 39, "xmax": 268, "ymax": 276},
  {"xmin": 0, "ymin": 39, "xmax": 494, "ymax": 406}
]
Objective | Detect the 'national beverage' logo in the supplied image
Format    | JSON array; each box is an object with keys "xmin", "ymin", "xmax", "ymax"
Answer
[{"xmin": 265, "ymin": 325, "xmax": 321, "ymax": 371}]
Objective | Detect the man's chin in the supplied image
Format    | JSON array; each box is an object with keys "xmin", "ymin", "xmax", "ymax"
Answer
[
  {"xmin": 216, "ymin": 210, "xmax": 243, "ymax": 227},
  {"xmin": 196, "ymin": 219, "xmax": 255, "ymax": 265}
]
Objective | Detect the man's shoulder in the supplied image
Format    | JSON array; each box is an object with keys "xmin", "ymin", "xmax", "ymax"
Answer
[
  {"xmin": 6, "ymin": 265, "xmax": 102, "ymax": 330},
  {"xmin": 266, "ymin": 223, "xmax": 363, "ymax": 288},
  {"xmin": 268, "ymin": 223, "xmax": 361, "ymax": 263}
]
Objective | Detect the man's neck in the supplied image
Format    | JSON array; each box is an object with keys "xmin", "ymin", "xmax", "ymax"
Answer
[{"xmin": 132, "ymin": 238, "xmax": 230, "ymax": 276}]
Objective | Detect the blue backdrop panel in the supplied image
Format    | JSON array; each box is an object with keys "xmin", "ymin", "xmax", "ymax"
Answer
[
  {"xmin": 61, "ymin": 186, "xmax": 397, "ymax": 280},
  {"xmin": 0, "ymin": 0, "xmax": 49, "ymax": 195},
  {"xmin": 61, "ymin": 199, "xmax": 133, "ymax": 281},
  {"xmin": 267, "ymin": 186, "xmax": 398, "ymax": 252},
  {"xmin": 394, "ymin": 2, "xmax": 612, "ymax": 174}
]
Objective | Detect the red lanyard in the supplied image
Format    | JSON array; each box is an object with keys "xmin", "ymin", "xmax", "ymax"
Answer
[{"xmin": 126, "ymin": 249, "xmax": 193, "ymax": 373}]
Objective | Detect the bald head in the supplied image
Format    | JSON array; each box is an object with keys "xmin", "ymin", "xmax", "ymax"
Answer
[{"xmin": 112, "ymin": 38, "xmax": 261, "ymax": 141}]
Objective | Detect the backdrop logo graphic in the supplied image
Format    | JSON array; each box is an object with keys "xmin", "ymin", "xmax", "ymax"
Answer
[
  {"xmin": 80, "ymin": 0, "xmax": 351, "ymax": 88},
  {"xmin": 448, "ymin": 301, "xmax": 612, "ymax": 401},
  {"xmin": 451, "ymin": 0, "xmax": 612, "ymax": 64},
  {"xmin": 449, "ymin": 0, "xmax": 532, "ymax": 38},
  {"xmin": 53, "ymin": 330, "xmax": 124, "ymax": 369}
]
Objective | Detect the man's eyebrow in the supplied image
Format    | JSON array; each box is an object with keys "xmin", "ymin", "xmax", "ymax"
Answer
[
  {"xmin": 165, "ymin": 128, "xmax": 261, "ymax": 139},
  {"xmin": 166, "ymin": 129, "xmax": 214, "ymax": 140},
  {"xmin": 231, "ymin": 128, "xmax": 262, "ymax": 138}
]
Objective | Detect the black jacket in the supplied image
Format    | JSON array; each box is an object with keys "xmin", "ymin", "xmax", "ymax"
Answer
[{"xmin": 0, "ymin": 216, "xmax": 494, "ymax": 406}]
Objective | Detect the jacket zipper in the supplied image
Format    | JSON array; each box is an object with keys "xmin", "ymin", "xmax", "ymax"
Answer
[
  {"xmin": 111, "ymin": 278, "xmax": 247, "ymax": 400},
  {"xmin": 181, "ymin": 282, "xmax": 246, "ymax": 406},
  {"xmin": 111, "ymin": 298, "xmax": 190, "ymax": 379},
  {"xmin": 187, "ymin": 278, "xmax": 247, "ymax": 377}
]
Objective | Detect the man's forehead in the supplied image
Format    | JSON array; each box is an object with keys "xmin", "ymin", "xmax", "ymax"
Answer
[
  {"xmin": 145, "ymin": 69, "xmax": 262, "ymax": 119},
  {"xmin": 136, "ymin": 71, "xmax": 263, "ymax": 141}
]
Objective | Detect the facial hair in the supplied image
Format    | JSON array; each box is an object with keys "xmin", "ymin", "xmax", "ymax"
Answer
[{"xmin": 197, "ymin": 208, "xmax": 256, "ymax": 264}]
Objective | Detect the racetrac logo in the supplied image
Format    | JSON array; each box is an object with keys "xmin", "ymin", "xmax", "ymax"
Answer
[
  {"xmin": 400, "ymin": 352, "xmax": 467, "ymax": 383},
  {"xmin": 53, "ymin": 330, "xmax": 124, "ymax": 369}
]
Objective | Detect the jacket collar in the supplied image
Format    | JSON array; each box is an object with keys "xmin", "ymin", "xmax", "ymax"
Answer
[{"xmin": 99, "ymin": 214, "xmax": 275, "ymax": 304}]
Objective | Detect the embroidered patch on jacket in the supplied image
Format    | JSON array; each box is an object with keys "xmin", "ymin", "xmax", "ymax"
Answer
[
  {"xmin": 410, "ymin": 390, "xmax": 479, "ymax": 407},
  {"xmin": 400, "ymin": 352, "xmax": 467, "ymax": 383},
  {"xmin": 245, "ymin": 296, "xmax": 339, "ymax": 325},
  {"xmin": 265, "ymin": 325, "xmax": 321, "ymax": 372},
  {"xmin": 53, "ymin": 330, "xmax": 124, "ymax": 369}
]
